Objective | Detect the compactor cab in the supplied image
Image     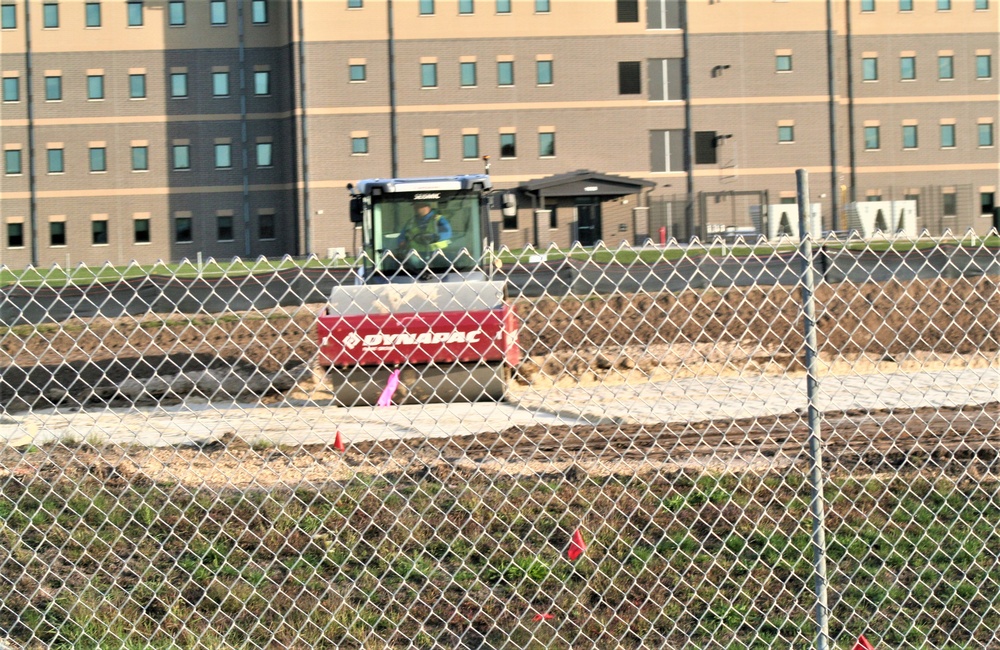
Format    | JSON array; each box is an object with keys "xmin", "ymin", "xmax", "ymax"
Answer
[{"xmin": 317, "ymin": 175, "xmax": 520, "ymax": 406}]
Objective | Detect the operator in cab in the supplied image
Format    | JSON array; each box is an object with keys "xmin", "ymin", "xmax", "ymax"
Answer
[{"xmin": 397, "ymin": 201, "xmax": 452, "ymax": 263}]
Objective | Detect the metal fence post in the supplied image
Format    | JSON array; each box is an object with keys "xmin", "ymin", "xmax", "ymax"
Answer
[{"xmin": 797, "ymin": 169, "xmax": 830, "ymax": 650}]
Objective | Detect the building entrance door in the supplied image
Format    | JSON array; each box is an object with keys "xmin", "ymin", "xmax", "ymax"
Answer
[{"xmin": 575, "ymin": 199, "xmax": 602, "ymax": 246}]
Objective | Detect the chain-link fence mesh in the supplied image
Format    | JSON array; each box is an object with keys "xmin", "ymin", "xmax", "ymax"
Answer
[{"xmin": 1, "ymin": 233, "xmax": 998, "ymax": 649}]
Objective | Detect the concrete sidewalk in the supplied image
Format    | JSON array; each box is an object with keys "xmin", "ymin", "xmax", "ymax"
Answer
[{"xmin": 2, "ymin": 367, "xmax": 997, "ymax": 449}]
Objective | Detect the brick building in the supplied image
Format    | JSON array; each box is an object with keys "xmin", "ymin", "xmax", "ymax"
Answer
[{"xmin": 1, "ymin": 0, "xmax": 996, "ymax": 267}]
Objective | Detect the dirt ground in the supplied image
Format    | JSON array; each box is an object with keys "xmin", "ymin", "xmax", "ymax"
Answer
[{"xmin": 1, "ymin": 276, "xmax": 997, "ymax": 485}]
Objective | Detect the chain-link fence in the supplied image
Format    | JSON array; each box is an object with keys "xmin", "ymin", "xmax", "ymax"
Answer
[{"xmin": 1, "ymin": 234, "xmax": 998, "ymax": 649}]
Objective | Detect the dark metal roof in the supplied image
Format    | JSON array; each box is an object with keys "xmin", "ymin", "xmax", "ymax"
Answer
[{"xmin": 518, "ymin": 170, "xmax": 655, "ymax": 198}]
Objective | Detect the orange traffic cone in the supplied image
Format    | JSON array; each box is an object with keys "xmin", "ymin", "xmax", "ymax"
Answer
[
  {"xmin": 567, "ymin": 529, "xmax": 586, "ymax": 561},
  {"xmin": 852, "ymin": 634, "xmax": 875, "ymax": 650},
  {"xmin": 333, "ymin": 431, "xmax": 346, "ymax": 452}
]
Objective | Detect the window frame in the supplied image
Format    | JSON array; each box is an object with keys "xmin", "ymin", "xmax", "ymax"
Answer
[
  {"xmin": 251, "ymin": 0, "xmax": 267, "ymax": 23},
  {"xmin": 42, "ymin": 2, "xmax": 58, "ymax": 28},
  {"xmin": 777, "ymin": 125, "xmax": 795, "ymax": 143},
  {"xmin": 258, "ymin": 214, "xmax": 276, "ymax": 241},
  {"xmin": 974, "ymin": 0, "xmax": 988, "ymax": 8},
  {"xmin": 131, "ymin": 145, "xmax": 149, "ymax": 171},
  {"xmin": 538, "ymin": 131, "xmax": 555, "ymax": 158},
  {"xmin": 497, "ymin": 60, "xmax": 514, "ymax": 86},
  {"xmin": 862, "ymin": 57, "xmax": 878, "ymax": 81},
  {"xmin": 134, "ymin": 218, "xmax": 151, "ymax": 244},
  {"xmin": 127, "ymin": 0, "xmax": 143, "ymax": 26},
  {"xmin": 254, "ymin": 70, "xmax": 270, "ymax": 95},
  {"xmin": 210, "ymin": 0, "xmax": 227, "ymax": 24},
  {"xmin": 618, "ymin": 61, "xmax": 641, "ymax": 94},
  {"xmin": 423, "ymin": 135, "xmax": 440, "ymax": 161},
  {"xmin": 170, "ymin": 72, "xmax": 188, "ymax": 99},
  {"xmin": 462, "ymin": 133, "xmax": 479, "ymax": 160},
  {"xmin": 902, "ymin": 124, "xmax": 918, "ymax": 149},
  {"xmin": 535, "ymin": 0, "xmax": 551, "ymax": 12},
  {"xmin": 860, "ymin": 0, "xmax": 874, "ymax": 11},
  {"xmin": 2, "ymin": 77, "xmax": 18, "ymax": 102},
  {"xmin": 458, "ymin": 0, "xmax": 474, "ymax": 14},
  {"xmin": 214, "ymin": 143, "xmax": 233, "ymax": 169},
  {"xmin": 91, "ymin": 219, "xmax": 109, "ymax": 246},
  {"xmin": 776, "ymin": 54, "xmax": 793, "ymax": 73},
  {"xmin": 173, "ymin": 144, "xmax": 191, "ymax": 170},
  {"xmin": 212, "ymin": 71, "xmax": 230, "ymax": 97},
  {"xmin": 256, "ymin": 142, "xmax": 273, "ymax": 167},
  {"xmin": 168, "ymin": 0, "xmax": 185, "ymax": 26},
  {"xmin": 129, "ymin": 73, "xmax": 146, "ymax": 99},
  {"xmin": 217, "ymin": 215, "xmax": 234, "ymax": 242},
  {"xmin": 979, "ymin": 123, "xmax": 994, "ymax": 147},
  {"xmin": 420, "ymin": 62, "xmax": 438, "ymax": 88},
  {"xmin": 175, "ymin": 216, "xmax": 193, "ymax": 243},
  {"xmin": 976, "ymin": 55, "xmax": 992, "ymax": 80},
  {"xmin": 460, "ymin": 61, "xmax": 477, "ymax": 87},
  {"xmin": 50, "ymin": 221, "xmax": 66, "ymax": 247},
  {"xmin": 898, "ymin": 0, "xmax": 912, "ymax": 10},
  {"xmin": 500, "ymin": 133, "xmax": 516, "ymax": 159},
  {"xmin": 348, "ymin": 0, "xmax": 363, "ymax": 7},
  {"xmin": 87, "ymin": 74, "xmax": 104, "ymax": 100},
  {"xmin": 351, "ymin": 137, "xmax": 369, "ymax": 155},
  {"xmin": 940, "ymin": 123, "xmax": 956, "ymax": 148},
  {"xmin": 536, "ymin": 60, "xmax": 553, "ymax": 86},
  {"xmin": 936, "ymin": 0, "xmax": 950, "ymax": 9},
  {"xmin": 419, "ymin": 0, "xmax": 434, "ymax": 14},
  {"xmin": 496, "ymin": 0, "xmax": 511, "ymax": 13},
  {"xmin": 349, "ymin": 64, "xmax": 366, "ymax": 82},
  {"xmin": 47, "ymin": 148, "xmax": 64, "ymax": 174},
  {"xmin": 1, "ymin": 4, "xmax": 15, "ymax": 29},
  {"xmin": 938, "ymin": 55, "xmax": 954, "ymax": 80},
  {"xmin": 45, "ymin": 75, "xmax": 62, "ymax": 101},
  {"xmin": 85, "ymin": 2, "xmax": 101, "ymax": 27},
  {"xmin": 89, "ymin": 147, "xmax": 107, "ymax": 172},
  {"xmin": 864, "ymin": 125, "xmax": 880, "ymax": 150},
  {"xmin": 5, "ymin": 149, "xmax": 22, "ymax": 175},
  {"xmin": 8, "ymin": 222, "xmax": 24, "ymax": 248}
]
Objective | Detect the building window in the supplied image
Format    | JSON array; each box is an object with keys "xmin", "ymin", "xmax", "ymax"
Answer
[
  {"xmin": 1, "ymin": 4, "xmax": 15, "ymax": 29},
  {"xmin": 618, "ymin": 61, "xmax": 641, "ymax": 94},
  {"xmin": 85, "ymin": 2, "xmax": 101, "ymax": 27},
  {"xmin": 902, "ymin": 124, "xmax": 918, "ymax": 149},
  {"xmin": 940, "ymin": 123, "xmax": 956, "ymax": 148},
  {"xmin": 168, "ymin": 0, "xmax": 185, "ymax": 25},
  {"xmin": 47, "ymin": 148, "xmax": 64, "ymax": 173},
  {"xmin": 459, "ymin": 0, "xmax": 473, "ymax": 14},
  {"xmin": 942, "ymin": 193, "xmax": 957, "ymax": 216},
  {"xmin": 351, "ymin": 137, "xmax": 368, "ymax": 154},
  {"xmin": 349, "ymin": 64, "xmax": 366, "ymax": 82},
  {"xmin": 498, "ymin": 61, "xmax": 514, "ymax": 86},
  {"xmin": 217, "ymin": 215, "xmax": 234, "ymax": 241},
  {"xmin": 460, "ymin": 61, "xmax": 476, "ymax": 86},
  {"xmin": 129, "ymin": 74, "xmax": 146, "ymax": 99},
  {"xmin": 420, "ymin": 0, "xmax": 434, "ymax": 14},
  {"xmin": 500, "ymin": 133, "xmax": 516, "ymax": 158},
  {"xmin": 8, "ymin": 223, "xmax": 24, "ymax": 248},
  {"xmin": 132, "ymin": 146, "xmax": 148, "ymax": 170},
  {"xmin": 462, "ymin": 134, "xmax": 479, "ymax": 159},
  {"xmin": 694, "ymin": 131, "xmax": 717, "ymax": 164},
  {"xmin": 210, "ymin": 0, "xmax": 227, "ymax": 24},
  {"xmin": 864, "ymin": 126, "xmax": 880, "ymax": 150},
  {"xmin": 173, "ymin": 144, "xmax": 190, "ymax": 170},
  {"xmin": 421, "ymin": 62, "xmax": 438, "ymax": 88},
  {"xmin": 976, "ymin": 55, "xmax": 992, "ymax": 79},
  {"xmin": 171, "ymin": 73, "xmax": 188, "ymax": 98},
  {"xmin": 536, "ymin": 60, "xmax": 553, "ymax": 85},
  {"xmin": 861, "ymin": 0, "xmax": 874, "ymax": 11},
  {"xmin": 650, "ymin": 129, "xmax": 683, "ymax": 172},
  {"xmin": 87, "ymin": 74, "xmax": 104, "ymax": 100},
  {"xmin": 92, "ymin": 220, "xmax": 108, "ymax": 245},
  {"xmin": 778, "ymin": 125, "xmax": 795, "ymax": 143},
  {"xmin": 981, "ymin": 192, "xmax": 995, "ymax": 216},
  {"xmin": 975, "ymin": 0, "xmax": 988, "ymax": 8},
  {"xmin": 535, "ymin": 0, "xmax": 550, "ymax": 11},
  {"xmin": 936, "ymin": 0, "xmax": 950, "ymax": 9},
  {"xmin": 50, "ymin": 222, "xmax": 66, "ymax": 247},
  {"xmin": 45, "ymin": 75, "xmax": 61, "ymax": 101},
  {"xmin": 348, "ymin": 0, "xmax": 362, "ymax": 7},
  {"xmin": 776, "ymin": 54, "xmax": 792, "ymax": 72},
  {"xmin": 547, "ymin": 202, "xmax": 558, "ymax": 229},
  {"xmin": 127, "ymin": 0, "xmax": 143, "ymax": 26},
  {"xmin": 538, "ymin": 131, "xmax": 555, "ymax": 157},
  {"xmin": 899, "ymin": 0, "xmax": 912, "ymax": 9},
  {"xmin": 212, "ymin": 72, "xmax": 229, "ymax": 97},
  {"xmin": 649, "ymin": 58, "xmax": 683, "ymax": 100},
  {"xmin": 938, "ymin": 55, "xmax": 953, "ymax": 79},
  {"xmin": 617, "ymin": 0, "xmax": 638, "ymax": 21},
  {"xmin": 256, "ymin": 142, "xmax": 273, "ymax": 166},
  {"xmin": 900, "ymin": 56, "xmax": 915, "ymax": 80},
  {"xmin": 862, "ymin": 57, "xmax": 878, "ymax": 81},
  {"xmin": 496, "ymin": 0, "xmax": 511, "ymax": 12},
  {"xmin": 980, "ymin": 123, "xmax": 995, "ymax": 147},
  {"xmin": 89, "ymin": 147, "xmax": 106, "ymax": 172},
  {"xmin": 251, "ymin": 0, "xmax": 267, "ymax": 22},
  {"xmin": 5, "ymin": 150, "xmax": 22, "ymax": 174},
  {"xmin": 254, "ymin": 70, "xmax": 270, "ymax": 95},
  {"xmin": 134, "ymin": 218, "xmax": 150, "ymax": 243},
  {"xmin": 647, "ymin": 0, "xmax": 679, "ymax": 29},
  {"xmin": 259, "ymin": 213, "xmax": 275, "ymax": 240},
  {"xmin": 423, "ymin": 135, "xmax": 440, "ymax": 160},
  {"xmin": 175, "ymin": 216, "xmax": 193, "ymax": 243},
  {"xmin": 215, "ymin": 143, "xmax": 232, "ymax": 168},
  {"xmin": 43, "ymin": 2, "xmax": 58, "ymax": 27},
  {"xmin": 2, "ymin": 77, "xmax": 18, "ymax": 102}
]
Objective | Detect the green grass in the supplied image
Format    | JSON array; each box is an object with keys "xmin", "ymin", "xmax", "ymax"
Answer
[{"xmin": 1, "ymin": 471, "xmax": 998, "ymax": 649}]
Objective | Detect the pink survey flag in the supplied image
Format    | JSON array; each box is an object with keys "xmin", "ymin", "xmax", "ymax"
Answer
[
  {"xmin": 567, "ymin": 529, "xmax": 586, "ymax": 561},
  {"xmin": 377, "ymin": 369, "xmax": 401, "ymax": 407}
]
